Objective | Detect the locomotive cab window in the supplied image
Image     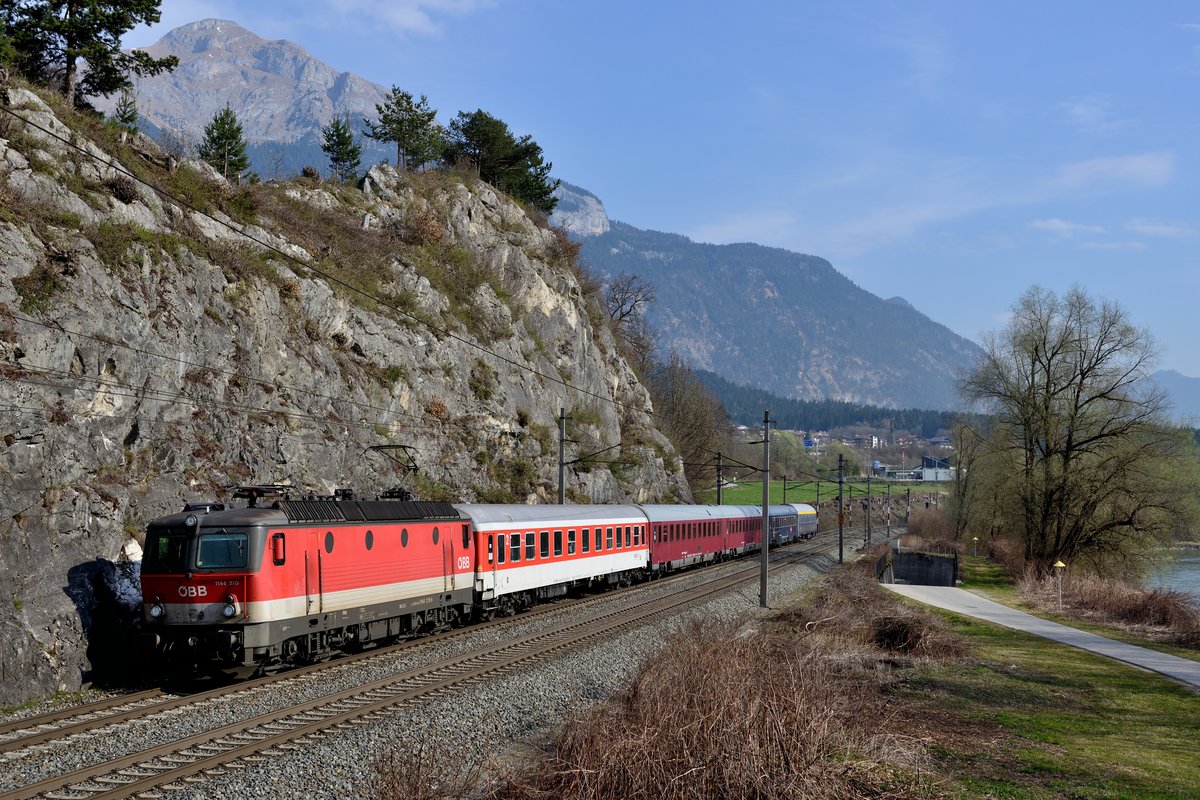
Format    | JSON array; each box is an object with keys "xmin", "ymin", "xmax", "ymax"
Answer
[
  {"xmin": 144, "ymin": 533, "xmax": 189, "ymax": 573},
  {"xmin": 196, "ymin": 532, "xmax": 248, "ymax": 569}
]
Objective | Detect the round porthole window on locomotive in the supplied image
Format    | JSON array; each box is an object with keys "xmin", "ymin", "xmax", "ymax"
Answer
[
  {"xmin": 401, "ymin": 528, "xmax": 408, "ymax": 547},
  {"xmin": 365, "ymin": 529, "xmax": 374, "ymax": 550},
  {"xmin": 432, "ymin": 526, "xmax": 439, "ymax": 545},
  {"xmin": 325, "ymin": 531, "xmax": 334, "ymax": 553}
]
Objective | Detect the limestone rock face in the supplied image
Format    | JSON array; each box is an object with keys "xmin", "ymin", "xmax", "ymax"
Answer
[
  {"xmin": 550, "ymin": 181, "xmax": 611, "ymax": 238},
  {"xmin": 96, "ymin": 19, "xmax": 390, "ymax": 146},
  {"xmin": 0, "ymin": 88, "xmax": 688, "ymax": 705}
]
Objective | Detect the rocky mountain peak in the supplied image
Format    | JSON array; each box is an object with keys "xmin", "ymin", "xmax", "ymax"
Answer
[
  {"xmin": 103, "ymin": 18, "xmax": 390, "ymax": 145},
  {"xmin": 550, "ymin": 181, "xmax": 611, "ymax": 238}
]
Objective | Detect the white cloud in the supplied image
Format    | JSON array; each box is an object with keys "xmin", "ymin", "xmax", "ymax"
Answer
[
  {"xmin": 1048, "ymin": 152, "xmax": 1175, "ymax": 190},
  {"xmin": 1082, "ymin": 240, "xmax": 1147, "ymax": 251},
  {"xmin": 1127, "ymin": 218, "xmax": 1194, "ymax": 237},
  {"xmin": 1030, "ymin": 218, "xmax": 1104, "ymax": 237},
  {"xmin": 1059, "ymin": 95, "xmax": 1130, "ymax": 134},
  {"xmin": 323, "ymin": 0, "xmax": 496, "ymax": 36}
]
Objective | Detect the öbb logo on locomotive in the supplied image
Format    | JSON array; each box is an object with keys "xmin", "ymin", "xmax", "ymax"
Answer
[{"xmin": 140, "ymin": 487, "xmax": 818, "ymax": 677}]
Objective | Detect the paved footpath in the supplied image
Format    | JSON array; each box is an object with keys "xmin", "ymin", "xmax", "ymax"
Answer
[{"xmin": 882, "ymin": 584, "xmax": 1200, "ymax": 691}]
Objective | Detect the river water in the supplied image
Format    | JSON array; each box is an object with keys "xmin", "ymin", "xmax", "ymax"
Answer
[{"xmin": 1149, "ymin": 549, "xmax": 1200, "ymax": 598}]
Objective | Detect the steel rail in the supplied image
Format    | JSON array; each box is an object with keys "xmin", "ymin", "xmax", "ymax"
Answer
[{"xmin": 3, "ymin": 541, "xmax": 833, "ymax": 800}]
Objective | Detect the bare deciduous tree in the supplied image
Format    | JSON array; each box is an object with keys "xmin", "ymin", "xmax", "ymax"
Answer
[
  {"xmin": 960, "ymin": 285, "xmax": 1198, "ymax": 573},
  {"xmin": 605, "ymin": 272, "xmax": 656, "ymax": 324}
]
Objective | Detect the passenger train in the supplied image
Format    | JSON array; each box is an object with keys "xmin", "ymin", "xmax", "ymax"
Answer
[{"xmin": 140, "ymin": 488, "xmax": 818, "ymax": 676}]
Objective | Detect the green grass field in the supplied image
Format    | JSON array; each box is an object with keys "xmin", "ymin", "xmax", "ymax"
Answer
[{"xmin": 693, "ymin": 478, "xmax": 942, "ymax": 506}]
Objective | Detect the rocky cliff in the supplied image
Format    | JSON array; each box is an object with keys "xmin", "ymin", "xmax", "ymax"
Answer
[{"xmin": 0, "ymin": 85, "xmax": 687, "ymax": 705}]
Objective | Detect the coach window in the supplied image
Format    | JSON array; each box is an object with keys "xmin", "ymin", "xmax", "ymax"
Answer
[
  {"xmin": 595, "ymin": 527, "xmax": 602, "ymax": 551},
  {"xmin": 554, "ymin": 530, "xmax": 563, "ymax": 557},
  {"xmin": 497, "ymin": 536, "xmax": 506, "ymax": 564},
  {"xmin": 606, "ymin": 527, "xmax": 613, "ymax": 549},
  {"xmin": 568, "ymin": 529, "xmax": 576, "ymax": 555},
  {"xmin": 582, "ymin": 528, "xmax": 590, "ymax": 553},
  {"xmin": 526, "ymin": 531, "xmax": 535, "ymax": 560},
  {"xmin": 625, "ymin": 526, "xmax": 631, "ymax": 547},
  {"xmin": 487, "ymin": 535, "xmax": 494, "ymax": 564},
  {"xmin": 510, "ymin": 533, "xmax": 521, "ymax": 562},
  {"xmin": 540, "ymin": 530, "xmax": 550, "ymax": 559}
]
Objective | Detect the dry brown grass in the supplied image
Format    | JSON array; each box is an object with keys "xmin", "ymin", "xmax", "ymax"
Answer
[
  {"xmin": 476, "ymin": 570, "xmax": 965, "ymax": 800},
  {"xmin": 1018, "ymin": 572, "xmax": 1200, "ymax": 647},
  {"xmin": 903, "ymin": 510, "xmax": 958, "ymax": 550}
]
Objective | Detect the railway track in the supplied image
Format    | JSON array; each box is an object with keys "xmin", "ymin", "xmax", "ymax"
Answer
[{"xmin": 1, "ymin": 532, "xmax": 847, "ymax": 799}]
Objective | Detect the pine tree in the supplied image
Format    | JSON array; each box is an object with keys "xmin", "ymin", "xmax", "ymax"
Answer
[
  {"xmin": 320, "ymin": 116, "xmax": 362, "ymax": 182},
  {"xmin": 443, "ymin": 109, "xmax": 559, "ymax": 213},
  {"xmin": 198, "ymin": 105, "xmax": 250, "ymax": 183},
  {"xmin": 113, "ymin": 88, "xmax": 138, "ymax": 140},
  {"xmin": 5, "ymin": 0, "xmax": 177, "ymax": 108},
  {"xmin": 363, "ymin": 86, "xmax": 441, "ymax": 171}
]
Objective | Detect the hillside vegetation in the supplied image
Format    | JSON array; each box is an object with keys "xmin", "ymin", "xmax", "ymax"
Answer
[{"xmin": 0, "ymin": 81, "xmax": 686, "ymax": 704}]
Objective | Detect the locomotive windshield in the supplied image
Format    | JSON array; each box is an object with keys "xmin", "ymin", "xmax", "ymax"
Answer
[
  {"xmin": 196, "ymin": 532, "xmax": 248, "ymax": 569},
  {"xmin": 143, "ymin": 533, "xmax": 189, "ymax": 573}
]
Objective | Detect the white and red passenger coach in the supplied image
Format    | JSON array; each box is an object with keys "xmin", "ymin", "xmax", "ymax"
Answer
[{"xmin": 456, "ymin": 504, "xmax": 648, "ymax": 616}]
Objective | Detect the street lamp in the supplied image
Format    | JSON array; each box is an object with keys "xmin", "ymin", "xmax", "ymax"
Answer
[
  {"xmin": 972, "ymin": 536, "xmax": 978, "ymax": 557},
  {"xmin": 1053, "ymin": 560, "xmax": 1066, "ymax": 612}
]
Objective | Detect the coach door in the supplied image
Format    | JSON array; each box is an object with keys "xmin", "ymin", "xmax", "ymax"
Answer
[{"xmin": 305, "ymin": 531, "xmax": 323, "ymax": 614}]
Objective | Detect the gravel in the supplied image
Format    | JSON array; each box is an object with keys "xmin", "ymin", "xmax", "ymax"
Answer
[{"xmin": 0, "ymin": 541, "xmax": 846, "ymax": 797}]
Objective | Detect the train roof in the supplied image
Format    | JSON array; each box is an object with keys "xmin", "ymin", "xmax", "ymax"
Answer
[
  {"xmin": 148, "ymin": 498, "xmax": 463, "ymax": 530},
  {"xmin": 638, "ymin": 505, "xmax": 755, "ymax": 522},
  {"xmin": 788, "ymin": 503, "xmax": 817, "ymax": 515},
  {"xmin": 452, "ymin": 503, "xmax": 646, "ymax": 529}
]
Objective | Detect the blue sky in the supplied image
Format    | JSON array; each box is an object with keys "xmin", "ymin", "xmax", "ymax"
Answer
[{"xmin": 130, "ymin": 1, "xmax": 1200, "ymax": 377}]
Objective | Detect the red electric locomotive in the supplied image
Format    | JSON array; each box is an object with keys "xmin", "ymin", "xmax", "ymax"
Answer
[{"xmin": 141, "ymin": 488, "xmax": 473, "ymax": 676}]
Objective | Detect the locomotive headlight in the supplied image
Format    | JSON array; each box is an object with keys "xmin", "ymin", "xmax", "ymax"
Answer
[
  {"xmin": 222, "ymin": 594, "xmax": 238, "ymax": 618},
  {"xmin": 149, "ymin": 602, "xmax": 165, "ymax": 619}
]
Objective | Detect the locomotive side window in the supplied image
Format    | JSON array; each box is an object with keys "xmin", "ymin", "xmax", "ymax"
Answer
[
  {"xmin": 271, "ymin": 532, "xmax": 286, "ymax": 565},
  {"xmin": 197, "ymin": 532, "xmax": 248, "ymax": 569},
  {"xmin": 432, "ymin": 527, "xmax": 440, "ymax": 545},
  {"xmin": 526, "ymin": 532, "xmax": 535, "ymax": 560},
  {"xmin": 510, "ymin": 533, "xmax": 521, "ymax": 562},
  {"xmin": 401, "ymin": 528, "xmax": 409, "ymax": 548},
  {"xmin": 145, "ymin": 533, "xmax": 189, "ymax": 573},
  {"xmin": 462, "ymin": 524, "xmax": 470, "ymax": 549},
  {"xmin": 365, "ymin": 530, "xmax": 374, "ymax": 551},
  {"xmin": 540, "ymin": 530, "xmax": 549, "ymax": 559},
  {"xmin": 582, "ymin": 528, "xmax": 590, "ymax": 553},
  {"xmin": 568, "ymin": 529, "xmax": 576, "ymax": 555},
  {"xmin": 324, "ymin": 531, "xmax": 334, "ymax": 553},
  {"xmin": 553, "ymin": 530, "xmax": 562, "ymax": 557}
]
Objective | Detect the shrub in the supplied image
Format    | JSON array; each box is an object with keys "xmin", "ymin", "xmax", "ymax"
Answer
[{"xmin": 105, "ymin": 174, "xmax": 140, "ymax": 204}]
